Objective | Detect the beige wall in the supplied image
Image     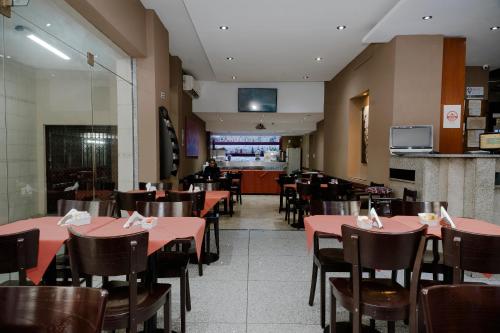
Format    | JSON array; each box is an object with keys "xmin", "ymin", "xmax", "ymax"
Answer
[
  {"xmin": 309, "ymin": 121, "xmax": 324, "ymax": 171},
  {"xmin": 324, "ymin": 35, "xmax": 444, "ymax": 184},
  {"xmin": 65, "ymin": 0, "xmax": 147, "ymax": 57},
  {"xmin": 136, "ymin": 10, "xmax": 170, "ymax": 182},
  {"xmin": 392, "ymin": 35, "xmax": 443, "ymax": 150},
  {"xmin": 324, "ymin": 41, "xmax": 396, "ymax": 184}
]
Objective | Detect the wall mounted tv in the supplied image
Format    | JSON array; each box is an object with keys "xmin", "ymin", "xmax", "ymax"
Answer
[{"xmin": 238, "ymin": 88, "xmax": 277, "ymax": 112}]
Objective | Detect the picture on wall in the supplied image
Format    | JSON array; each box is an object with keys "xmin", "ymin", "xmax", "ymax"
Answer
[
  {"xmin": 186, "ymin": 116, "xmax": 200, "ymax": 157},
  {"xmin": 361, "ymin": 105, "xmax": 369, "ymax": 164}
]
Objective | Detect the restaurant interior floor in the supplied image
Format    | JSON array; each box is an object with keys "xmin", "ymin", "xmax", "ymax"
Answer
[{"xmin": 1, "ymin": 196, "xmax": 498, "ymax": 333}]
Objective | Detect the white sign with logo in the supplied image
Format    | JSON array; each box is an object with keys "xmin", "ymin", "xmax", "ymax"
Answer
[
  {"xmin": 443, "ymin": 105, "xmax": 462, "ymax": 129},
  {"xmin": 466, "ymin": 86, "xmax": 484, "ymax": 99}
]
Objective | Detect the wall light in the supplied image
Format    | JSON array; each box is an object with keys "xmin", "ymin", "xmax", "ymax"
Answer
[{"xmin": 27, "ymin": 34, "xmax": 70, "ymax": 60}]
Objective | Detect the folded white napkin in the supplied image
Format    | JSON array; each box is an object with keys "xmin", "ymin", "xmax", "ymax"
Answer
[
  {"xmin": 123, "ymin": 211, "xmax": 158, "ymax": 229},
  {"xmin": 369, "ymin": 208, "xmax": 383, "ymax": 228},
  {"xmin": 64, "ymin": 182, "xmax": 79, "ymax": 192},
  {"xmin": 188, "ymin": 184, "xmax": 194, "ymax": 192},
  {"xmin": 58, "ymin": 208, "xmax": 91, "ymax": 226},
  {"xmin": 440, "ymin": 206, "xmax": 456, "ymax": 229},
  {"xmin": 145, "ymin": 182, "xmax": 157, "ymax": 191}
]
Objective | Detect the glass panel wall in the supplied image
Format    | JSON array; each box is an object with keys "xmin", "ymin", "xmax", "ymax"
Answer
[{"xmin": 0, "ymin": 0, "xmax": 134, "ymax": 223}]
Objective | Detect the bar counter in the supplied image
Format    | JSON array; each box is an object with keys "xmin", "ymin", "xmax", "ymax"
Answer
[{"xmin": 223, "ymin": 169, "xmax": 284, "ymax": 194}]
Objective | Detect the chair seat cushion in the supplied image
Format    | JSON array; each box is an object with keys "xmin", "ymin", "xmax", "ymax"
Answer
[
  {"xmin": 330, "ymin": 278, "xmax": 409, "ymax": 320},
  {"xmin": 156, "ymin": 251, "xmax": 190, "ymax": 277},
  {"xmin": 103, "ymin": 283, "xmax": 170, "ymax": 328}
]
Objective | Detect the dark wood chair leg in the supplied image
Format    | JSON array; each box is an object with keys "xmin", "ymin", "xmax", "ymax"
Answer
[
  {"xmin": 186, "ymin": 270, "xmax": 191, "ymax": 311},
  {"xmin": 388, "ymin": 321, "xmax": 395, "ymax": 333},
  {"xmin": 206, "ymin": 225, "xmax": 211, "ymax": 266},
  {"xmin": 320, "ymin": 268, "xmax": 326, "ymax": 328},
  {"xmin": 309, "ymin": 263, "xmax": 318, "ymax": 306},
  {"xmin": 214, "ymin": 220, "xmax": 220, "ymax": 256},
  {"xmin": 180, "ymin": 271, "xmax": 186, "ymax": 333}
]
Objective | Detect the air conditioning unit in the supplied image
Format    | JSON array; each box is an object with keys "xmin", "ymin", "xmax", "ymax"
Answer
[{"xmin": 183, "ymin": 75, "xmax": 200, "ymax": 98}]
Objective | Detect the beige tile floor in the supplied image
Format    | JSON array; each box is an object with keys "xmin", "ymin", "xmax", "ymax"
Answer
[{"xmin": 220, "ymin": 195, "xmax": 296, "ymax": 230}]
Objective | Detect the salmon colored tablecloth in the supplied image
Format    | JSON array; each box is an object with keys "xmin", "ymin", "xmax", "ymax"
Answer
[
  {"xmin": 129, "ymin": 190, "xmax": 230, "ymax": 217},
  {"xmin": 284, "ymin": 183, "xmax": 328, "ymax": 191},
  {"xmin": 0, "ymin": 217, "xmax": 115, "ymax": 285},
  {"xmin": 304, "ymin": 215, "xmax": 423, "ymax": 251},
  {"xmin": 392, "ymin": 216, "xmax": 500, "ymax": 238},
  {"xmin": 83, "ymin": 217, "xmax": 206, "ymax": 260}
]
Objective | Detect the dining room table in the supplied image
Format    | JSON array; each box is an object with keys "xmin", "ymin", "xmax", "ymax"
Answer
[
  {"xmin": 130, "ymin": 189, "xmax": 231, "ymax": 217},
  {"xmin": 0, "ymin": 216, "xmax": 206, "ymax": 286}
]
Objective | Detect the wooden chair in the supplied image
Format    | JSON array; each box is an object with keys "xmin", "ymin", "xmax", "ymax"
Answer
[
  {"xmin": 67, "ymin": 229, "xmax": 171, "ymax": 333},
  {"xmin": 0, "ymin": 286, "xmax": 108, "ymax": 333},
  {"xmin": 330, "ymin": 224, "xmax": 427, "ymax": 333},
  {"xmin": 294, "ymin": 182, "xmax": 321, "ymax": 228},
  {"xmin": 57, "ymin": 199, "xmax": 115, "ymax": 217},
  {"xmin": 138, "ymin": 181, "xmax": 173, "ymax": 191},
  {"xmin": 227, "ymin": 171, "xmax": 243, "ymax": 205},
  {"xmin": 57, "ymin": 199, "xmax": 116, "ymax": 285},
  {"xmin": 114, "ymin": 190, "xmax": 156, "ymax": 216},
  {"xmin": 403, "ymin": 188, "xmax": 417, "ymax": 201},
  {"xmin": 137, "ymin": 201, "xmax": 193, "ymax": 333},
  {"xmin": 421, "ymin": 284, "xmax": 500, "ymax": 333},
  {"xmin": 309, "ymin": 201, "xmax": 361, "ymax": 328},
  {"xmin": 0, "ymin": 229, "xmax": 39, "ymax": 286},
  {"xmin": 441, "ymin": 227, "xmax": 500, "ymax": 283},
  {"xmin": 164, "ymin": 190, "xmax": 206, "ymax": 276}
]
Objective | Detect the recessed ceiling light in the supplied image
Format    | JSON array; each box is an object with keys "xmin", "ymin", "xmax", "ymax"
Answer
[
  {"xmin": 226, "ymin": 56, "xmax": 234, "ymax": 60},
  {"xmin": 422, "ymin": 15, "xmax": 432, "ymax": 20},
  {"xmin": 315, "ymin": 57, "xmax": 323, "ymax": 62},
  {"xmin": 336, "ymin": 25, "xmax": 346, "ymax": 30},
  {"xmin": 6, "ymin": 55, "xmax": 11, "ymax": 59},
  {"xmin": 219, "ymin": 26, "xmax": 229, "ymax": 30},
  {"xmin": 232, "ymin": 75, "xmax": 236, "ymax": 80},
  {"xmin": 303, "ymin": 75, "xmax": 310, "ymax": 79},
  {"xmin": 491, "ymin": 26, "xmax": 500, "ymax": 31},
  {"xmin": 46, "ymin": 23, "xmax": 51, "ymax": 27}
]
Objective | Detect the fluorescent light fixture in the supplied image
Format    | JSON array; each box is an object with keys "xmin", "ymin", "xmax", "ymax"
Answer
[
  {"xmin": 422, "ymin": 15, "xmax": 433, "ymax": 20},
  {"xmin": 46, "ymin": 23, "xmax": 51, "ymax": 27},
  {"xmin": 491, "ymin": 26, "xmax": 499, "ymax": 31},
  {"xmin": 219, "ymin": 26, "xmax": 229, "ymax": 30},
  {"xmin": 27, "ymin": 34, "xmax": 70, "ymax": 60},
  {"xmin": 315, "ymin": 57, "xmax": 323, "ymax": 61},
  {"xmin": 336, "ymin": 25, "xmax": 346, "ymax": 30}
]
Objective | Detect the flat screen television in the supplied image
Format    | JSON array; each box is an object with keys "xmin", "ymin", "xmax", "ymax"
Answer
[
  {"xmin": 390, "ymin": 125, "xmax": 433, "ymax": 154},
  {"xmin": 238, "ymin": 88, "xmax": 277, "ymax": 112},
  {"xmin": 479, "ymin": 133, "xmax": 500, "ymax": 151}
]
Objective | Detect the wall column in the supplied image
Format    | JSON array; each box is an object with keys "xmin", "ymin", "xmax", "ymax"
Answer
[{"xmin": 439, "ymin": 38, "xmax": 466, "ymax": 153}]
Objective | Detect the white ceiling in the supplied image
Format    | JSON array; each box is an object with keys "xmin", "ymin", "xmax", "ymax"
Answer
[
  {"xmin": 142, "ymin": 0, "xmax": 399, "ymax": 82},
  {"xmin": 8, "ymin": 0, "xmax": 132, "ymax": 80},
  {"xmin": 364, "ymin": 0, "xmax": 500, "ymax": 69},
  {"xmin": 197, "ymin": 112, "xmax": 323, "ymax": 135}
]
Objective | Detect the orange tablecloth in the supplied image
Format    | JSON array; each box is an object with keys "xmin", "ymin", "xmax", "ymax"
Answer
[
  {"xmin": 284, "ymin": 183, "xmax": 328, "ymax": 190},
  {"xmin": 129, "ymin": 190, "xmax": 230, "ymax": 217},
  {"xmin": 392, "ymin": 216, "xmax": 500, "ymax": 238},
  {"xmin": 0, "ymin": 217, "xmax": 115, "ymax": 285},
  {"xmin": 304, "ymin": 215, "xmax": 422, "ymax": 251},
  {"xmin": 83, "ymin": 217, "xmax": 206, "ymax": 260},
  {"xmin": 0, "ymin": 216, "xmax": 206, "ymax": 285}
]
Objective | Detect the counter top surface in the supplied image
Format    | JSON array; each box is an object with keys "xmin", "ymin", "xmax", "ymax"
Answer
[{"xmin": 392, "ymin": 153, "xmax": 500, "ymax": 158}]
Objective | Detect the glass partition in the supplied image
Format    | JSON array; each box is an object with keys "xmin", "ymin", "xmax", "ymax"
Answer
[{"xmin": 0, "ymin": 0, "xmax": 134, "ymax": 223}]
